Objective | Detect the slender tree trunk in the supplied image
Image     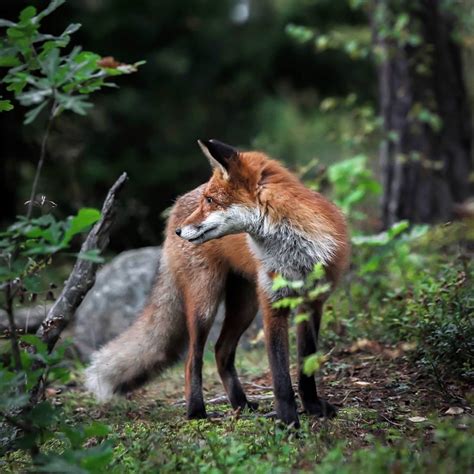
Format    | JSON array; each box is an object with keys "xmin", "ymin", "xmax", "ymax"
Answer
[{"xmin": 373, "ymin": 0, "xmax": 472, "ymax": 228}]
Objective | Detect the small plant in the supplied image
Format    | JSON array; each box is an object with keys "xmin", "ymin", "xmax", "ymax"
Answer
[{"xmin": 327, "ymin": 154, "xmax": 381, "ymax": 220}]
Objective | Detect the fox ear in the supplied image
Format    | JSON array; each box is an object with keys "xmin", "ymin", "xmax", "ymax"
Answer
[{"xmin": 197, "ymin": 139, "xmax": 238, "ymax": 180}]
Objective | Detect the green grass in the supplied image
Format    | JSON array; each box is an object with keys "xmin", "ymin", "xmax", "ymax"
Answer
[
  {"xmin": 2, "ymin": 343, "xmax": 472, "ymax": 473},
  {"xmin": 1, "ymin": 227, "xmax": 472, "ymax": 473}
]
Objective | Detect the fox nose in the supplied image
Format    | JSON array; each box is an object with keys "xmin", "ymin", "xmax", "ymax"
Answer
[{"xmin": 175, "ymin": 228, "xmax": 182, "ymax": 236}]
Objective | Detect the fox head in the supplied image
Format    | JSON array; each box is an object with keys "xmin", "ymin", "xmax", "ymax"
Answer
[{"xmin": 176, "ymin": 139, "xmax": 264, "ymax": 244}]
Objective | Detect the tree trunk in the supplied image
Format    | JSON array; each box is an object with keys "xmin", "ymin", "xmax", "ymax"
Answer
[{"xmin": 373, "ymin": 0, "xmax": 472, "ymax": 228}]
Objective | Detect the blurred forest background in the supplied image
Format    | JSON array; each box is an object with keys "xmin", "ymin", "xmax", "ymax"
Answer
[
  {"xmin": 1, "ymin": 0, "xmax": 473, "ymax": 472},
  {"xmin": 3, "ymin": 0, "xmax": 471, "ymax": 248}
]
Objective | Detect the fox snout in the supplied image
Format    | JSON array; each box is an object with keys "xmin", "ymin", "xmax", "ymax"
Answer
[{"xmin": 176, "ymin": 222, "xmax": 212, "ymax": 244}]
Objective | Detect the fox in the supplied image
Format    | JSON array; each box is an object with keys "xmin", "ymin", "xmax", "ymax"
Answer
[{"xmin": 85, "ymin": 139, "xmax": 349, "ymax": 427}]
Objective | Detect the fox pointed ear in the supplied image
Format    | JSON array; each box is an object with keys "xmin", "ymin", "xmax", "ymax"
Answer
[{"xmin": 197, "ymin": 139, "xmax": 238, "ymax": 180}]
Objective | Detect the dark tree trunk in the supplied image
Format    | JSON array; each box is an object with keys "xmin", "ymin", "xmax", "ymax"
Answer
[{"xmin": 373, "ymin": 0, "xmax": 473, "ymax": 228}]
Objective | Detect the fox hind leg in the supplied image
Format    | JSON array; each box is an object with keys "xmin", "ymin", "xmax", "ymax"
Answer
[
  {"xmin": 297, "ymin": 300, "xmax": 337, "ymax": 418},
  {"xmin": 184, "ymin": 280, "xmax": 222, "ymax": 420},
  {"xmin": 215, "ymin": 273, "xmax": 258, "ymax": 411}
]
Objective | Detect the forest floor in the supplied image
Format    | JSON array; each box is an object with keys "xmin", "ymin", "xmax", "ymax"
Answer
[{"xmin": 4, "ymin": 338, "xmax": 471, "ymax": 473}]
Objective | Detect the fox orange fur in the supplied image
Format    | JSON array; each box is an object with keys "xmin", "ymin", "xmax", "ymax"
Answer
[{"xmin": 85, "ymin": 140, "xmax": 349, "ymax": 427}]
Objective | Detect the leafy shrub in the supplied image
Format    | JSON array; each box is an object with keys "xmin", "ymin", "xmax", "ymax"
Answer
[
  {"xmin": 0, "ymin": 1, "xmax": 141, "ymax": 468},
  {"xmin": 327, "ymin": 222, "xmax": 473, "ymax": 384},
  {"xmin": 383, "ymin": 258, "xmax": 473, "ymax": 382}
]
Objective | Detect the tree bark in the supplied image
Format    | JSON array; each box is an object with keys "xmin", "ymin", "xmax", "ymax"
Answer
[{"xmin": 373, "ymin": 0, "xmax": 473, "ymax": 228}]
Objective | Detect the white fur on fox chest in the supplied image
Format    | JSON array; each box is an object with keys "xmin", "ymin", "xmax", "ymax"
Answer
[{"xmin": 244, "ymin": 213, "xmax": 338, "ymax": 300}]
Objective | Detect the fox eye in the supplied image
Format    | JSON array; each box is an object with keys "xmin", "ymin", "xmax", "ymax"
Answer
[{"xmin": 205, "ymin": 196, "xmax": 213, "ymax": 204}]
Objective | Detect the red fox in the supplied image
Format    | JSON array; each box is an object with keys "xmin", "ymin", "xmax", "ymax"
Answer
[{"xmin": 85, "ymin": 140, "xmax": 349, "ymax": 427}]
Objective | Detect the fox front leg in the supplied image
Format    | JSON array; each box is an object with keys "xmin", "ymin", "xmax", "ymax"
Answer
[
  {"xmin": 296, "ymin": 300, "xmax": 337, "ymax": 418},
  {"xmin": 259, "ymin": 292, "xmax": 299, "ymax": 428}
]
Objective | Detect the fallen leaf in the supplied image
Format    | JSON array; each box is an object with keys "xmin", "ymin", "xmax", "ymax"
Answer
[
  {"xmin": 408, "ymin": 416, "xmax": 427, "ymax": 423},
  {"xmin": 401, "ymin": 342, "xmax": 417, "ymax": 351},
  {"xmin": 45, "ymin": 387, "xmax": 58, "ymax": 398},
  {"xmin": 445, "ymin": 407, "xmax": 464, "ymax": 415},
  {"xmin": 348, "ymin": 339, "xmax": 383, "ymax": 354}
]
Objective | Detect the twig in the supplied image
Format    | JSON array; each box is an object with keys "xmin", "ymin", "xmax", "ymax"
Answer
[
  {"xmin": 26, "ymin": 101, "xmax": 56, "ymax": 220},
  {"xmin": 379, "ymin": 413, "xmax": 403, "ymax": 427}
]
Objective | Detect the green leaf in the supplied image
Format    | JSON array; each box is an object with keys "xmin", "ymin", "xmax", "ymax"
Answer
[
  {"xmin": 310, "ymin": 262, "xmax": 325, "ymax": 281},
  {"xmin": 28, "ymin": 401, "xmax": 56, "ymax": 428},
  {"xmin": 19, "ymin": 6, "xmax": 37, "ymax": 22},
  {"xmin": 286, "ymin": 23, "xmax": 314, "ymax": 43},
  {"xmin": 23, "ymin": 275, "xmax": 43, "ymax": 292},
  {"xmin": 0, "ymin": 99, "xmax": 13, "ymax": 112},
  {"xmin": 24, "ymin": 100, "xmax": 48, "ymax": 124},
  {"xmin": 84, "ymin": 422, "xmax": 111, "ymax": 438},
  {"xmin": 55, "ymin": 93, "xmax": 93, "ymax": 115},
  {"xmin": 295, "ymin": 313, "xmax": 310, "ymax": 324},
  {"xmin": 271, "ymin": 274, "xmax": 289, "ymax": 291},
  {"xmin": 0, "ymin": 55, "xmax": 20, "ymax": 67},
  {"xmin": 387, "ymin": 220, "xmax": 409, "ymax": 239},
  {"xmin": 62, "ymin": 208, "xmax": 100, "ymax": 246},
  {"xmin": 41, "ymin": 47, "xmax": 61, "ymax": 81},
  {"xmin": 272, "ymin": 296, "xmax": 304, "ymax": 310},
  {"xmin": 308, "ymin": 283, "xmax": 331, "ymax": 300},
  {"xmin": 17, "ymin": 87, "xmax": 53, "ymax": 107},
  {"xmin": 35, "ymin": 456, "xmax": 88, "ymax": 474},
  {"xmin": 80, "ymin": 445, "xmax": 114, "ymax": 472},
  {"xmin": 21, "ymin": 334, "xmax": 48, "ymax": 355},
  {"xmin": 303, "ymin": 352, "xmax": 325, "ymax": 376},
  {"xmin": 61, "ymin": 23, "xmax": 81, "ymax": 37}
]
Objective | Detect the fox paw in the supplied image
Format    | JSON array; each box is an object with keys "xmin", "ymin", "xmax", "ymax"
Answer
[
  {"xmin": 187, "ymin": 404, "xmax": 207, "ymax": 420},
  {"xmin": 246, "ymin": 400, "xmax": 259, "ymax": 411},
  {"xmin": 304, "ymin": 398, "xmax": 337, "ymax": 418}
]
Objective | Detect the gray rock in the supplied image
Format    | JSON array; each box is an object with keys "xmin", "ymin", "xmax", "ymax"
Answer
[
  {"xmin": 74, "ymin": 247, "xmax": 262, "ymax": 360},
  {"xmin": 0, "ymin": 304, "xmax": 51, "ymax": 333},
  {"xmin": 74, "ymin": 247, "xmax": 162, "ymax": 359}
]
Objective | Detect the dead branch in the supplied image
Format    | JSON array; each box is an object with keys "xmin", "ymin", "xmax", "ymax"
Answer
[{"xmin": 36, "ymin": 172, "xmax": 128, "ymax": 352}]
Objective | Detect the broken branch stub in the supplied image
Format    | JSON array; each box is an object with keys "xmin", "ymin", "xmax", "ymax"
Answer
[{"xmin": 36, "ymin": 172, "xmax": 128, "ymax": 352}]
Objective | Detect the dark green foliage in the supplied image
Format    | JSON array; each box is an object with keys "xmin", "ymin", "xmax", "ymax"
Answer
[
  {"xmin": 0, "ymin": 0, "xmax": 375, "ymax": 248},
  {"xmin": 325, "ymin": 222, "xmax": 473, "ymax": 385},
  {"xmin": 383, "ymin": 258, "xmax": 473, "ymax": 382},
  {"xmin": 0, "ymin": 0, "xmax": 143, "ymax": 124},
  {"xmin": 0, "ymin": 208, "xmax": 101, "ymax": 290}
]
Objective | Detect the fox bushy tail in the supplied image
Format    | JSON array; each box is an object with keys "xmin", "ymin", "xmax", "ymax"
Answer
[{"xmin": 84, "ymin": 259, "xmax": 186, "ymax": 401}]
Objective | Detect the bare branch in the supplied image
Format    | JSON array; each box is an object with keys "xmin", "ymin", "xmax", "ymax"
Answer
[
  {"xmin": 26, "ymin": 101, "xmax": 56, "ymax": 220},
  {"xmin": 36, "ymin": 172, "xmax": 128, "ymax": 352}
]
